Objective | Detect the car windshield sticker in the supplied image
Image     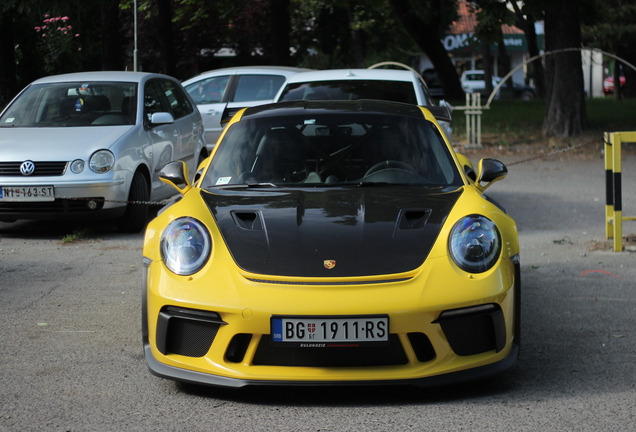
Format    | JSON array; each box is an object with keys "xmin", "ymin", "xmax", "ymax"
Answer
[
  {"xmin": 75, "ymin": 98, "xmax": 84, "ymax": 111},
  {"xmin": 4, "ymin": 118, "xmax": 14, "ymax": 123},
  {"xmin": 216, "ymin": 176, "xmax": 232, "ymax": 185},
  {"xmin": 304, "ymin": 119, "xmax": 316, "ymax": 125},
  {"xmin": 79, "ymin": 84, "xmax": 89, "ymax": 91}
]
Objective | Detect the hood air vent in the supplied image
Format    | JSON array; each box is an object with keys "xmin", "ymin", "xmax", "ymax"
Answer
[
  {"xmin": 231, "ymin": 210, "xmax": 263, "ymax": 230},
  {"xmin": 398, "ymin": 209, "xmax": 431, "ymax": 230}
]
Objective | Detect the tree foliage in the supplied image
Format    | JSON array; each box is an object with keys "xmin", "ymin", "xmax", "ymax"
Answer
[
  {"xmin": 507, "ymin": 0, "xmax": 545, "ymax": 97},
  {"xmin": 581, "ymin": 0, "xmax": 636, "ymax": 98},
  {"xmin": 0, "ymin": 0, "xmax": 626, "ymax": 141},
  {"xmin": 388, "ymin": 0, "xmax": 464, "ymax": 99}
]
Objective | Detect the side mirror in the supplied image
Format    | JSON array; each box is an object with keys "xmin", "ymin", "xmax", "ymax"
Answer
[
  {"xmin": 476, "ymin": 158, "xmax": 507, "ymax": 191},
  {"xmin": 150, "ymin": 112, "xmax": 175, "ymax": 125},
  {"xmin": 159, "ymin": 160, "xmax": 191, "ymax": 195}
]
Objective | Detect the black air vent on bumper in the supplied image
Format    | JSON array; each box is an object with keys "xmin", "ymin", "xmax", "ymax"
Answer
[
  {"xmin": 434, "ymin": 304, "xmax": 506, "ymax": 356},
  {"xmin": 156, "ymin": 307, "xmax": 225, "ymax": 357},
  {"xmin": 252, "ymin": 334, "xmax": 408, "ymax": 367},
  {"xmin": 407, "ymin": 332, "xmax": 436, "ymax": 362}
]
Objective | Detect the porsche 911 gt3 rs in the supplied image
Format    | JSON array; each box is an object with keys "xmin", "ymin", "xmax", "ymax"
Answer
[{"xmin": 142, "ymin": 99, "xmax": 520, "ymax": 388}]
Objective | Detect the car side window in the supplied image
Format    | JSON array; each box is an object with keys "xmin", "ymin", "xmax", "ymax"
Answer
[
  {"xmin": 233, "ymin": 75, "xmax": 286, "ymax": 102},
  {"xmin": 185, "ymin": 76, "xmax": 230, "ymax": 104},
  {"xmin": 158, "ymin": 79, "xmax": 193, "ymax": 120},
  {"xmin": 144, "ymin": 81, "xmax": 170, "ymax": 124}
]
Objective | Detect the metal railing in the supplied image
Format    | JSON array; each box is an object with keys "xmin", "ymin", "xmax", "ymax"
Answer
[
  {"xmin": 604, "ymin": 131, "xmax": 636, "ymax": 251},
  {"xmin": 453, "ymin": 93, "xmax": 484, "ymax": 147}
]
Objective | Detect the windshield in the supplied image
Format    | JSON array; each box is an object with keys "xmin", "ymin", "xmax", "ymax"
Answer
[
  {"xmin": 0, "ymin": 82, "xmax": 137, "ymax": 127},
  {"xmin": 202, "ymin": 110, "xmax": 461, "ymax": 188},
  {"xmin": 279, "ymin": 80, "xmax": 419, "ymax": 105}
]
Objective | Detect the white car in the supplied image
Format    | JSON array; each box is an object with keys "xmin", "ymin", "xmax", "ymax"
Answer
[
  {"xmin": 460, "ymin": 70, "xmax": 535, "ymax": 100},
  {"xmin": 0, "ymin": 71, "xmax": 206, "ymax": 232},
  {"xmin": 461, "ymin": 70, "xmax": 501, "ymax": 95},
  {"xmin": 275, "ymin": 68, "xmax": 453, "ymax": 139},
  {"xmin": 182, "ymin": 66, "xmax": 310, "ymax": 148}
]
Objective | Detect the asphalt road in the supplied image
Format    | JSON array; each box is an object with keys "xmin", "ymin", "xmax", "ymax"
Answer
[{"xmin": 1, "ymin": 144, "xmax": 635, "ymax": 432}]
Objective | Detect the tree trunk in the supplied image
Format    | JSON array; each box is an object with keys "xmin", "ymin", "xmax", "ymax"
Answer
[
  {"xmin": 270, "ymin": 0, "xmax": 291, "ymax": 65},
  {"xmin": 388, "ymin": 0, "xmax": 464, "ymax": 100},
  {"xmin": 483, "ymin": 42, "xmax": 494, "ymax": 96},
  {"xmin": 101, "ymin": 0, "xmax": 123, "ymax": 70},
  {"xmin": 620, "ymin": 48, "xmax": 636, "ymax": 98},
  {"xmin": 613, "ymin": 61, "xmax": 622, "ymax": 101},
  {"xmin": 0, "ymin": 11, "xmax": 19, "ymax": 108},
  {"xmin": 157, "ymin": 0, "xmax": 177, "ymax": 77},
  {"xmin": 497, "ymin": 29, "xmax": 513, "ymax": 98},
  {"xmin": 347, "ymin": 6, "xmax": 365, "ymax": 68},
  {"xmin": 542, "ymin": 0, "xmax": 586, "ymax": 137},
  {"xmin": 509, "ymin": 1, "xmax": 545, "ymax": 98}
]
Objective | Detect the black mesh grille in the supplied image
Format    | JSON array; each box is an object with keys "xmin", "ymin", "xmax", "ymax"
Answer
[
  {"xmin": 435, "ymin": 304, "xmax": 506, "ymax": 356},
  {"xmin": 0, "ymin": 198, "xmax": 104, "ymax": 214},
  {"xmin": 252, "ymin": 334, "xmax": 407, "ymax": 367},
  {"xmin": 165, "ymin": 318, "xmax": 220, "ymax": 357},
  {"xmin": 0, "ymin": 162, "xmax": 68, "ymax": 176}
]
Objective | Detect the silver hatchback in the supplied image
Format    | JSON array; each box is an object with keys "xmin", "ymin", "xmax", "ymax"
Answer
[{"xmin": 0, "ymin": 71, "xmax": 206, "ymax": 232}]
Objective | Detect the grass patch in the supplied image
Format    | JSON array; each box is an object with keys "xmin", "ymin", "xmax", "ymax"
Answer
[
  {"xmin": 447, "ymin": 97, "xmax": 636, "ymax": 147},
  {"xmin": 61, "ymin": 228, "xmax": 93, "ymax": 244}
]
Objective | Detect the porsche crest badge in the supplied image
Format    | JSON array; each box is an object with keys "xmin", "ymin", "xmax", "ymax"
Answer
[{"xmin": 324, "ymin": 260, "xmax": 336, "ymax": 269}]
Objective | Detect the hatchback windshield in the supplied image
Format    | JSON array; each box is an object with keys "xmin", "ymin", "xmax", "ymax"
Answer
[
  {"xmin": 279, "ymin": 80, "xmax": 418, "ymax": 105},
  {"xmin": 0, "ymin": 82, "xmax": 137, "ymax": 127},
  {"xmin": 202, "ymin": 109, "xmax": 461, "ymax": 188}
]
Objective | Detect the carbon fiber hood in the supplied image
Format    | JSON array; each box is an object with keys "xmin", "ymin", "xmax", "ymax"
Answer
[{"xmin": 201, "ymin": 186, "xmax": 462, "ymax": 278}]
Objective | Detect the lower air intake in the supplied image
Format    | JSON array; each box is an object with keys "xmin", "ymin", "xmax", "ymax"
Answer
[
  {"xmin": 156, "ymin": 307, "xmax": 223, "ymax": 357},
  {"xmin": 252, "ymin": 334, "xmax": 407, "ymax": 367}
]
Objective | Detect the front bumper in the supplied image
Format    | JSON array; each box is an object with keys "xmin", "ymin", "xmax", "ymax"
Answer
[
  {"xmin": 0, "ymin": 178, "xmax": 127, "ymax": 220},
  {"xmin": 142, "ymin": 255, "xmax": 520, "ymax": 388}
]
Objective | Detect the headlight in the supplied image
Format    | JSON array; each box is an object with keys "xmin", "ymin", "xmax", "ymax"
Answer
[
  {"xmin": 89, "ymin": 150, "xmax": 115, "ymax": 174},
  {"xmin": 449, "ymin": 215, "xmax": 501, "ymax": 273},
  {"xmin": 160, "ymin": 217, "xmax": 211, "ymax": 275}
]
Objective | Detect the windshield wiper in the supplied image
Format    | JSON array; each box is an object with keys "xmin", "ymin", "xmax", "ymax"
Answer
[{"xmin": 210, "ymin": 183, "xmax": 279, "ymax": 190}]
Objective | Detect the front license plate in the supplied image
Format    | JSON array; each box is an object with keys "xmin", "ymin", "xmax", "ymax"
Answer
[
  {"xmin": 271, "ymin": 315, "xmax": 389, "ymax": 347},
  {"xmin": 0, "ymin": 186, "xmax": 55, "ymax": 202}
]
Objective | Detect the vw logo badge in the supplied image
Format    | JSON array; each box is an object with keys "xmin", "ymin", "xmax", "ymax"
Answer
[{"xmin": 20, "ymin": 161, "xmax": 35, "ymax": 176}]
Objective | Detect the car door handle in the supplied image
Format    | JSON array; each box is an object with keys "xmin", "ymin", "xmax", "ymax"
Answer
[{"xmin": 205, "ymin": 110, "xmax": 220, "ymax": 116}]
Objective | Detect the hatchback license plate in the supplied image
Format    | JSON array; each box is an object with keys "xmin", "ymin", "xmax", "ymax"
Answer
[
  {"xmin": 271, "ymin": 315, "xmax": 389, "ymax": 346},
  {"xmin": 0, "ymin": 186, "xmax": 55, "ymax": 202}
]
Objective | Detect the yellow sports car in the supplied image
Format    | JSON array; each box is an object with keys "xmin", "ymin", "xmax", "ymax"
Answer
[{"xmin": 142, "ymin": 100, "xmax": 520, "ymax": 388}]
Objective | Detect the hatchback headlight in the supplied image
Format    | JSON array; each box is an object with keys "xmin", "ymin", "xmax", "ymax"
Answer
[
  {"xmin": 449, "ymin": 215, "xmax": 501, "ymax": 273},
  {"xmin": 160, "ymin": 217, "xmax": 211, "ymax": 275},
  {"xmin": 89, "ymin": 150, "xmax": 115, "ymax": 174}
]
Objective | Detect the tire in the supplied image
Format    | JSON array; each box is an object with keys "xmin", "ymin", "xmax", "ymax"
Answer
[
  {"xmin": 116, "ymin": 172, "xmax": 149, "ymax": 233},
  {"xmin": 520, "ymin": 90, "xmax": 534, "ymax": 100}
]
